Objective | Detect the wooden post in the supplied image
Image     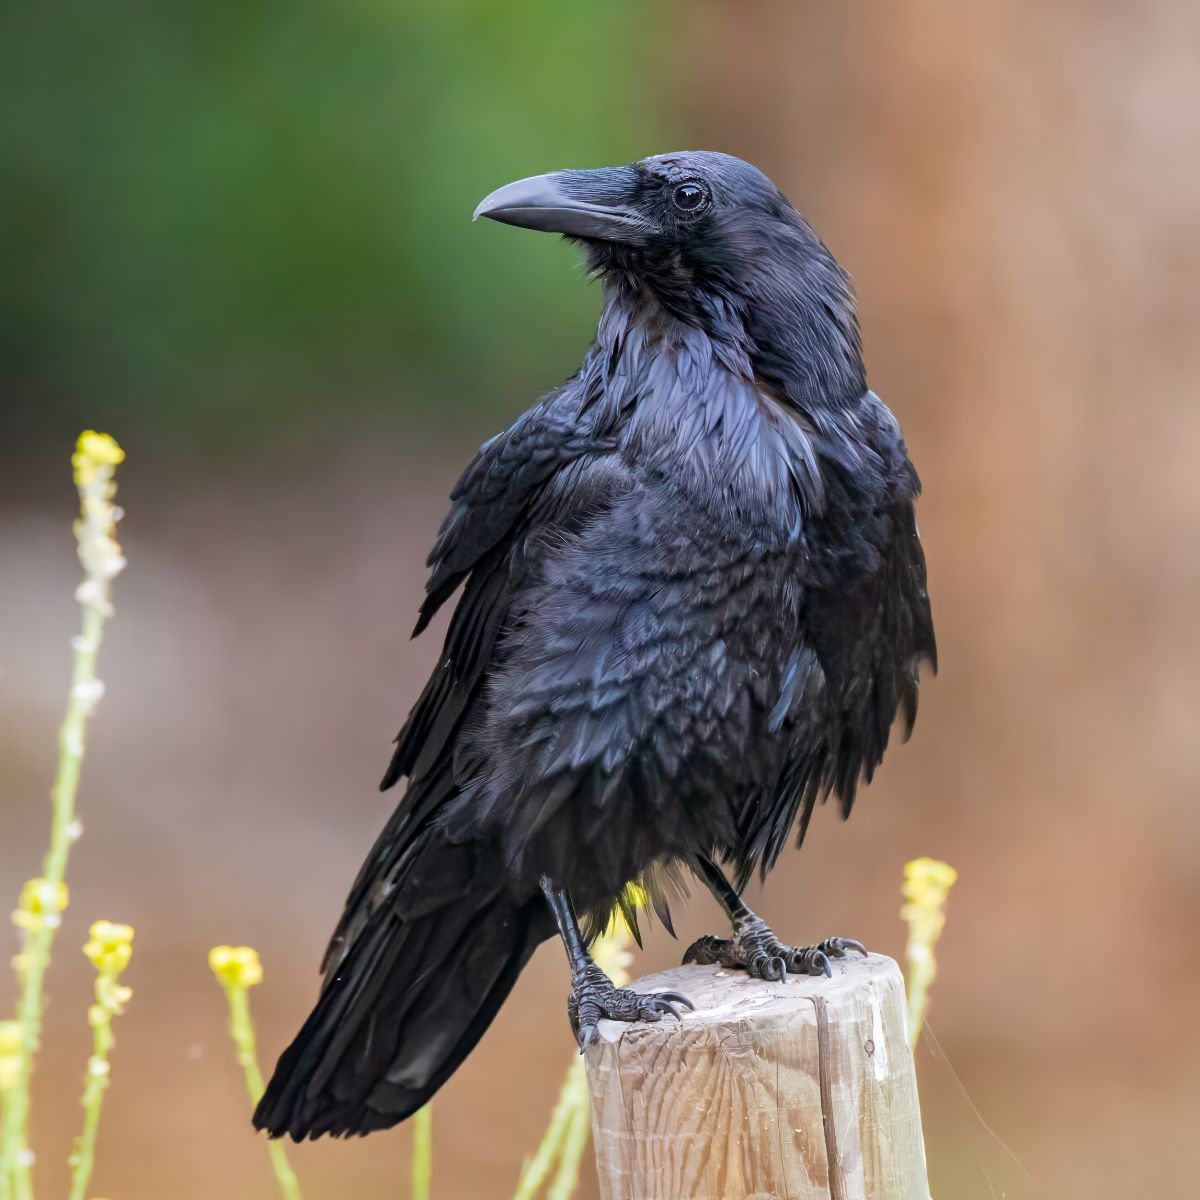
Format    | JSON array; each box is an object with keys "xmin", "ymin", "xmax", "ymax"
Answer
[{"xmin": 583, "ymin": 954, "xmax": 928, "ymax": 1200}]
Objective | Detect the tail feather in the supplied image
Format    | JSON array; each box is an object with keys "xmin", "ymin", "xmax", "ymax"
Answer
[{"xmin": 254, "ymin": 837, "xmax": 551, "ymax": 1139}]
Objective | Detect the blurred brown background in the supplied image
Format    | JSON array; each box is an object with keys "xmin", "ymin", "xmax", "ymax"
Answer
[{"xmin": 2, "ymin": 3, "xmax": 1198, "ymax": 1198}]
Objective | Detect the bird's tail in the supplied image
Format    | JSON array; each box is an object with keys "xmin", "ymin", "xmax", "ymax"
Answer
[{"xmin": 253, "ymin": 833, "xmax": 550, "ymax": 1139}]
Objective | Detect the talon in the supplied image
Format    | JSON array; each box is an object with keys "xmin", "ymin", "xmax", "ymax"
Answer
[
  {"xmin": 654, "ymin": 990, "xmax": 695, "ymax": 1010},
  {"xmin": 753, "ymin": 955, "xmax": 785, "ymax": 982},
  {"xmin": 565, "ymin": 974, "xmax": 696, "ymax": 1035},
  {"xmin": 822, "ymin": 936, "xmax": 866, "ymax": 959},
  {"xmin": 682, "ymin": 935, "xmax": 727, "ymax": 967},
  {"xmin": 650, "ymin": 999, "xmax": 684, "ymax": 1020},
  {"xmin": 688, "ymin": 918, "xmax": 868, "ymax": 984}
]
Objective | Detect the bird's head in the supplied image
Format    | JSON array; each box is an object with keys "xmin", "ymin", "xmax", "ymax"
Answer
[{"xmin": 474, "ymin": 151, "xmax": 864, "ymax": 405}]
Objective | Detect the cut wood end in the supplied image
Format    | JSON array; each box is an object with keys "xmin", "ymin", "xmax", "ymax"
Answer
[{"xmin": 588, "ymin": 953, "xmax": 903, "ymax": 1044}]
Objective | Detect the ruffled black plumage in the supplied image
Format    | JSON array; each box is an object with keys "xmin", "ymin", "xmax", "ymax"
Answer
[{"xmin": 255, "ymin": 151, "xmax": 934, "ymax": 1139}]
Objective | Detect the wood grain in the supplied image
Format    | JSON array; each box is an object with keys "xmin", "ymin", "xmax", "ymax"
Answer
[{"xmin": 584, "ymin": 955, "xmax": 928, "ymax": 1200}]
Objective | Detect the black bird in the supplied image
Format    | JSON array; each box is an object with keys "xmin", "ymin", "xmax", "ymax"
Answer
[{"xmin": 255, "ymin": 151, "xmax": 935, "ymax": 1140}]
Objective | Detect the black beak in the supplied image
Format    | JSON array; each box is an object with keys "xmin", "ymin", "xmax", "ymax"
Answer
[{"xmin": 473, "ymin": 167, "xmax": 653, "ymax": 243}]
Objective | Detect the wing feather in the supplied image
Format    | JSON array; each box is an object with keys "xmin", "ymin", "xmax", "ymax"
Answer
[{"xmin": 326, "ymin": 389, "xmax": 624, "ymax": 976}]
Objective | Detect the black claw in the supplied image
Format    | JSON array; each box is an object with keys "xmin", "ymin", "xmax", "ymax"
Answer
[
  {"xmin": 568, "ymin": 976, "xmax": 696, "ymax": 1036},
  {"xmin": 820, "ymin": 936, "xmax": 867, "ymax": 959},
  {"xmin": 685, "ymin": 926, "xmax": 851, "ymax": 983},
  {"xmin": 687, "ymin": 920, "xmax": 867, "ymax": 984},
  {"xmin": 682, "ymin": 935, "xmax": 726, "ymax": 967},
  {"xmin": 754, "ymin": 955, "xmax": 784, "ymax": 982},
  {"xmin": 655, "ymin": 990, "xmax": 695, "ymax": 1010}
]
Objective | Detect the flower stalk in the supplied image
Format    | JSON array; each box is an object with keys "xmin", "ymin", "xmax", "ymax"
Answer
[
  {"xmin": 411, "ymin": 1104, "xmax": 432, "ymax": 1200},
  {"xmin": 901, "ymin": 856, "xmax": 958, "ymax": 1046},
  {"xmin": 512, "ymin": 926, "xmax": 630, "ymax": 1200},
  {"xmin": 0, "ymin": 1021, "xmax": 21, "ymax": 1200},
  {"xmin": 544, "ymin": 1066, "xmax": 590, "ymax": 1200},
  {"xmin": 68, "ymin": 922, "xmax": 134, "ymax": 1200},
  {"xmin": 209, "ymin": 947, "xmax": 302, "ymax": 1200},
  {"xmin": 512, "ymin": 1060, "xmax": 587, "ymax": 1200},
  {"xmin": 1, "ymin": 432, "xmax": 126, "ymax": 1200}
]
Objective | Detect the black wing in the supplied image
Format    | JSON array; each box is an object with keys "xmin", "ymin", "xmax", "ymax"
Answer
[{"xmin": 322, "ymin": 390, "xmax": 621, "ymax": 972}]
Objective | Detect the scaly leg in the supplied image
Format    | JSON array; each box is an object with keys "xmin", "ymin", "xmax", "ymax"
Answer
[
  {"xmin": 540, "ymin": 877, "xmax": 694, "ymax": 1050},
  {"xmin": 682, "ymin": 854, "xmax": 866, "ymax": 982}
]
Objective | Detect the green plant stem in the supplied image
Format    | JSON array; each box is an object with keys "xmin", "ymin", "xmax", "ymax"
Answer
[
  {"xmin": 411, "ymin": 1104, "xmax": 432, "ymax": 1200},
  {"xmin": 67, "ymin": 1008, "xmax": 113, "ymax": 1200},
  {"xmin": 546, "ymin": 1072, "xmax": 591, "ymax": 1200},
  {"xmin": 0, "ymin": 1091, "xmax": 11, "ymax": 1200},
  {"xmin": 219, "ymin": 984, "xmax": 302, "ymax": 1200},
  {"xmin": 511, "ymin": 928, "xmax": 630, "ymax": 1200},
  {"xmin": 2, "ymin": 602, "xmax": 106, "ymax": 1200},
  {"xmin": 905, "ymin": 946, "xmax": 935, "ymax": 1048},
  {"xmin": 513, "ymin": 1057, "xmax": 589, "ymax": 1200},
  {"xmin": 3, "ymin": 435, "xmax": 124, "ymax": 1200}
]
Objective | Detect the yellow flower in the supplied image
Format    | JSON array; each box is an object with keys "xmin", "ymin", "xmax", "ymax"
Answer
[
  {"xmin": 12, "ymin": 878, "xmax": 69, "ymax": 931},
  {"xmin": 208, "ymin": 945, "xmax": 264, "ymax": 989},
  {"xmin": 83, "ymin": 921, "xmax": 134, "ymax": 975},
  {"xmin": 18, "ymin": 877, "xmax": 69, "ymax": 915},
  {"xmin": 901, "ymin": 856, "xmax": 958, "ymax": 909},
  {"xmin": 72, "ymin": 431, "xmax": 125, "ymax": 486},
  {"xmin": 901, "ymin": 858, "xmax": 957, "ymax": 937},
  {"xmin": 900, "ymin": 857, "xmax": 957, "ymax": 1046}
]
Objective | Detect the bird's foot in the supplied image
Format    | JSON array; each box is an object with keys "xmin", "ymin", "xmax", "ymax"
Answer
[
  {"xmin": 567, "ymin": 962, "xmax": 694, "ymax": 1050},
  {"xmin": 683, "ymin": 916, "xmax": 866, "ymax": 982}
]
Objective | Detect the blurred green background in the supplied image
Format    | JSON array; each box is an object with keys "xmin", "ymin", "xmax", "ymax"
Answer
[
  {"xmin": 3, "ymin": 3, "xmax": 1200, "ymax": 1200},
  {"xmin": 1, "ymin": 0, "xmax": 678, "ymax": 451}
]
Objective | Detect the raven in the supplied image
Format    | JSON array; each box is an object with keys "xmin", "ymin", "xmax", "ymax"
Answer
[{"xmin": 255, "ymin": 151, "xmax": 935, "ymax": 1140}]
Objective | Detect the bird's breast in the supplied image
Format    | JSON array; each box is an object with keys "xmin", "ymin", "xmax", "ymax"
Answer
[{"xmin": 617, "ymin": 367, "xmax": 821, "ymax": 548}]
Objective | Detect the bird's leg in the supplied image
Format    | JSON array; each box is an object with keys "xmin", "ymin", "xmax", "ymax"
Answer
[
  {"xmin": 539, "ymin": 877, "xmax": 694, "ymax": 1050},
  {"xmin": 682, "ymin": 854, "xmax": 867, "ymax": 982}
]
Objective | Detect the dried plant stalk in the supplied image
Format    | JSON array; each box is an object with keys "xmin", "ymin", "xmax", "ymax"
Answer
[{"xmin": 1, "ymin": 432, "xmax": 127, "ymax": 1200}]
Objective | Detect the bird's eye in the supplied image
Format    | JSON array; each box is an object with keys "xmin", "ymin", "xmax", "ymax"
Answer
[{"xmin": 671, "ymin": 181, "xmax": 709, "ymax": 215}]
